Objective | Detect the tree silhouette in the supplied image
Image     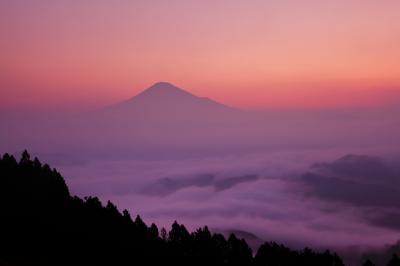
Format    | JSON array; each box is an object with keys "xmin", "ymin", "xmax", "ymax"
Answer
[
  {"xmin": 363, "ymin": 259, "xmax": 376, "ymax": 266},
  {"xmin": 388, "ymin": 254, "xmax": 400, "ymax": 266},
  {"xmin": 160, "ymin": 227, "xmax": 168, "ymax": 241}
]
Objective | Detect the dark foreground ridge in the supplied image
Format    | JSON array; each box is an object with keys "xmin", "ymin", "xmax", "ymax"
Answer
[{"xmin": 0, "ymin": 151, "xmax": 395, "ymax": 266}]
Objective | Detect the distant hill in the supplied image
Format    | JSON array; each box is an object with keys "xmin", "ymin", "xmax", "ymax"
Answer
[
  {"xmin": 68, "ymin": 82, "xmax": 259, "ymax": 158},
  {"xmin": 98, "ymin": 81, "xmax": 247, "ymax": 130},
  {"xmin": 107, "ymin": 82, "xmax": 240, "ymax": 119}
]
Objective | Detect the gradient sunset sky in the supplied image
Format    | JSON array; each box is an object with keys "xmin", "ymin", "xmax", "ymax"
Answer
[{"xmin": 1, "ymin": 0, "xmax": 400, "ymax": 109}]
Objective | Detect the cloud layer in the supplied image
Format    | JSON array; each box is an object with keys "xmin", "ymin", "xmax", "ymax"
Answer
[{"xmin": 301, "ymin": 155, "xmax": 400, "ymax": 231}]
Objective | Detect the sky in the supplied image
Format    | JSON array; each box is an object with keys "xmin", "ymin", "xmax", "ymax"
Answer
[{"xmin": 1, "ymin": 0, "xmax": 400, "ymax": 109}]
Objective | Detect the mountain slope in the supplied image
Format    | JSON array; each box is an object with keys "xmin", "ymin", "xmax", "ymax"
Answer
[
  {"xmin": 104, "ymin": 82, "xmax": 243, "ymax": 122},
  {"xmin": 72, "ymin": 82, "xmax": 257, "ymax": 157}
]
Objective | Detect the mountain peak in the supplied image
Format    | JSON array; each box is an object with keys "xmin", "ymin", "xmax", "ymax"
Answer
[
  {"xmin": 107, "ymin": 82, "xmax": 240, "ymax": 115},
  {"xmin": 143, "ymin": 82, "xmax": 188, "ymax": 94},
  {"xmin": 150, "ymin": 81, "xmax": 176, "ymax": 88}
]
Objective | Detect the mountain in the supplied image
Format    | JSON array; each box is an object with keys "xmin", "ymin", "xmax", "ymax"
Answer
[
  {"xmin": 115, "ymin": 81, "xmax": 234, "ymax": 110},
  {"xmin": 11, "ymin": 81, "xmax": 266, "ymax": 159},
  {"xmin": 103, "ymin": 82, "xmax": 243, "ymax": 123},
  {"xmin": 70, "ymin": 82, "xmax": 258, "ymax": 158}
]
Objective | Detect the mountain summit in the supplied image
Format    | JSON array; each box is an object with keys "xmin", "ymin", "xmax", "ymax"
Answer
[
  {"xmin": 138, "ymin": 82, "xmax": 192, "ymax": 96},
  {"xmin": 91, "ymin": 82, "xmax": 249, "ymax": 153},
  {"xmin": 131, "ymin": 82, "xmax": 203, "ymax": 102},
  {"xmin": 108, "ymin": 82, "xmax": 239, "ymax": 117}
]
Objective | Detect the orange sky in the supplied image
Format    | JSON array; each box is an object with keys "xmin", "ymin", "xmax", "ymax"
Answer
[{"xmin": 1, "ymin": 0, "xmax": 400, "ymax": 109}]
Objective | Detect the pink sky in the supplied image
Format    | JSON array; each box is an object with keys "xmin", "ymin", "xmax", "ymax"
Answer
[{"xmin": 1, "ymin": 0, "xmax": 400, "ymax": 109}]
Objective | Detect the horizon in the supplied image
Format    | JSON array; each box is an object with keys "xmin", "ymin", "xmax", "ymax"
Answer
[{"xmin": 2, "ymin": 81, "xmax": 400, "ymax": 113}]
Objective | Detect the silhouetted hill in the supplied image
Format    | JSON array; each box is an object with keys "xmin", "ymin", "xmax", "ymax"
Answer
[
  {"xmin": 107, "ymin": 82, "xmax": 240, "ymax": 117},
  {"xmin": 65, "ymin": 82, "xmax": 256, "ymax": 158},
  {"xmin": 0, "ymin": 150, "xmax": 384, "ymax": 266}
]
